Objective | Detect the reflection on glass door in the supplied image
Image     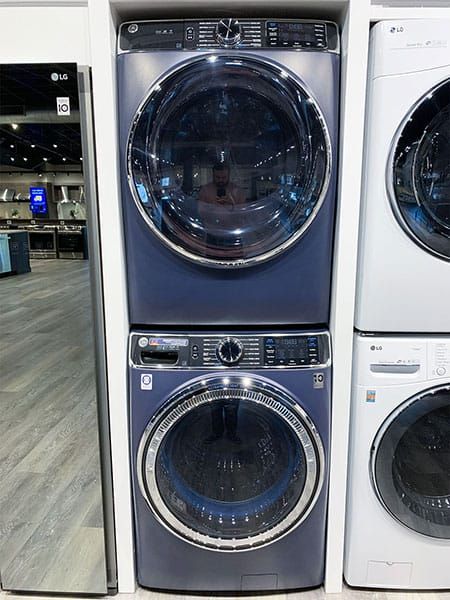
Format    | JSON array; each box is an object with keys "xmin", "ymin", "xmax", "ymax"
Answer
[
  {"xmin": 128, "ymin": 55, "xmax": 331, "ymax": 267},
  {"xmin": 138, "ymin": 376, "xmax": 324, "ymax": 550},
  {"xmin": 372, "ymin": 386, "xmax": 450, "ymax": 538},
  {"xmin": 390, "ymin": 78, "xmax": 450, "ymax": 260},
  {"xmin": 0, "ymin": 64, "xmax": 113, "ymax": 593}
]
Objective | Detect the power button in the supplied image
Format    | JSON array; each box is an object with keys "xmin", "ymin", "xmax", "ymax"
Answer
[{"xmin": 436, "ymin": 366, "xmax": 447, "ymax": 376}]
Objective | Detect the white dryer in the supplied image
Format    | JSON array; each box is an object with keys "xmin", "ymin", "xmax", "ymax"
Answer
[
  {"xmin": 345, "ymin": 333, "xmax": 450, "ymax": 589},
  {"xmin": 355, "ymin": 20, "xmax": 450, "ymax": 333}
]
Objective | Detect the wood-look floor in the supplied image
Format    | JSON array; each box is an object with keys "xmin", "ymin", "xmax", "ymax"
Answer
[
  {"xmin": 0, "ymin": 259, "xmax": 106, "ymax": 594},
  {"xmin": 2, "ymin": 264, "xmax": 450, "ymax": 600},
  {"xmin": 1, "ymin": 585, "xmax": 450, "ymax": 600}
]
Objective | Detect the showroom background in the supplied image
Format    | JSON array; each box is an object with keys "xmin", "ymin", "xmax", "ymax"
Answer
[{"xmin": 1, "ymin": 0, "xmax": 448, "ymax": 595}]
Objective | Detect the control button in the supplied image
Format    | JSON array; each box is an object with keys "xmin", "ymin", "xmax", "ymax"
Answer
[
  {"xmin": 216, "ymin": 18, "xmax": 242, "ymax": 46},
  {"xmin": 216, "ymin": 337, "xmax": 244, "ymax": 365},
  {"xmin": 186, "ymin": 26, "xmax": 195, "ymax": 40},
  {"xmin": 128, "ymin": 23, "xmax": 139, "ymax": 34},
  {"xmin": 437, "ymin": 366, "xmax": 447, "ymax": 376},
  {"xmin": 138, "ymin": 337, "xmax": 148, "ymax": 348}
]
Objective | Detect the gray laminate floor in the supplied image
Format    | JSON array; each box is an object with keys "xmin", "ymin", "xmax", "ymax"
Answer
[
  {"xmin": 0, "ymin": 259, "xmax": 107, "ymax": 594},
  {"xmin": 2, "ymin": 584, "xmax": 450, "ymax": 600}
]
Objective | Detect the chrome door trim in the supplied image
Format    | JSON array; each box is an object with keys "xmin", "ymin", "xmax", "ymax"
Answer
[
  {"xmin": 385, "ymin": 77, "xmax": 450, "ymax": 262},
  {"xmin": 136, "ymin": 375, "xmax": 325, "ymax": 551},
  {"xmin": 370, "ymin": 383, "xmax": 450, "ymax": 537},
  {"xmin": 125, "ymin": 53, "xmax": 332, "ymax": 269}
]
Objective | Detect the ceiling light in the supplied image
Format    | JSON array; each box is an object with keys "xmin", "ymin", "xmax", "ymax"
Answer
[
  {"xmin": 62, "ymin": 158, "xmax": 67, "ymax": 162},
  {"xmin": 23, "ymin": 158, "xmax": 28, "ymax": 162},
  {"xmin": 80, "ymin": 157, "xmax": 83, "ymax": 161},
  {"xmin": 53, "ymin": 144, "xmax": 58, "ymax": 148},
  {"xmin": 10, "ymin": 157, "xmax": 15, "ymax": 161},
  {"xmin": 43, "ymin": 157, "xmax": 48, "ymax": 161},
  {"xmin": 10, "ymin": 144, "xmax": 14, "ymax": 148},
  {"xmin": 31, "ymin": 144, "xmax": 35, "ymax": 148},
  {"xmin": 38, "ymin": 173, "xmax": 42, "ymax": 177},
  {"xmin": 11, "ymin": 123, "xmax": 18, "ymax": 130}
]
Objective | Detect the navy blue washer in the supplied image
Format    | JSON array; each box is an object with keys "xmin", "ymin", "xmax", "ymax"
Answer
[
  {"xmin": 129, "ymin": 330, "xmax": 331, "ymax": 592},
  {"xmin": 117, "ymin": 20, "xmax": 340, "ymax": 327}
]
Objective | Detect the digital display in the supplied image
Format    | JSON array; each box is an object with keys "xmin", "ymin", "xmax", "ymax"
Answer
[
  {"xmin": 265, "ymin": 336, "xmax": 321, "ymax": 366},
  {"xmin": 273, "ymin": 22, "xmax": 326, "ymax": 48},
  {"xmin": 276, "ymin": 337, "xmax": 307, "ymax": 359},
  {"xmin": 29, "ymin": 187, "xmax": 48, "ymax": 215}
]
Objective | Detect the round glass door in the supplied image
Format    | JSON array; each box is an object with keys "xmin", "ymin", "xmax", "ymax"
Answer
[
  {"xmin": 137, "ymin": 376, "xmax": 324, "ymax": 550},
  {"xmin": 389, "ymin": 78, "xmax": 450, "ymax": 260},
  {"xmin": 372, "ymin": 385, "xmax": 450, "ymax": 538},
  {"xmin": 128, "ymin": 55, "xmax": 331, "ymax": 268}
]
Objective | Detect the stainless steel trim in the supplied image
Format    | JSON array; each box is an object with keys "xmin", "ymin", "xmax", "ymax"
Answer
[
  {"xmin": 118, "ymin": 19, "xmax": 340, "ymax": 55},
  {"xmin": 125, "ymin": 53, "xmax": 333, "ymax": 269},
  {"xmin": 369, "ymin": 383, "xmax": 450, "ymax": 536},
  {"xmin": 78, "ymin": 67, "xmax": 117, "ymax": 591},
  {"xmin": 136, "ymin": 375, "xmax": 325, "ymax": 551},
  {"xmin": 129, "ymin": 331, "xmax": 331, "ymax": 370},
  {"xmin": 385, "ymin": 76, "xmax": 450, "ymax": 262}
]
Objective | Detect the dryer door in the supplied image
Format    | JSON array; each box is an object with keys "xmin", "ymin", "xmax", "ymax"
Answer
[
  {"xmin": 389, "ymin": 78, "xmax": 450, "ymax": 260},
  {"xmin": 127, "ymin": 54, "xmax": 331, "ymax": 268},
  {"xmin": 372, "ymin": 385, "xmax": 450, "ymax": 538},
  {"xmin": 137, "ymin": 375, "xmax": 325, "ymax": 550}
]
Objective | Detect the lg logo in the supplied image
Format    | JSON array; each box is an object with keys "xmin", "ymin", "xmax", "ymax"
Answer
[
  {"xmin": 390, "ymin": 26, "xmax": 404, "ymax": 34},
  {"xmin": 51, "ymin": 72, "xmax": 68, "ymax": 82},
  {"xmin": 370, "ymin": 345, "xmax": 383, "ymax": 351}
]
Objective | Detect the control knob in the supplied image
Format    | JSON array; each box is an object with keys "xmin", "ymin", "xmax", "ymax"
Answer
[
  {"xmin": 216, "ymin": 337, "xmax": 244, "ymax": 365},
  {"xmin": 216, "ymin": 18, "xmax": 241, "ymax": 46}
]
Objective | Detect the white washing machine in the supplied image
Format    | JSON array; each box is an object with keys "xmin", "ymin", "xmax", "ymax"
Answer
[
  {"xmin": 345, "ymin": 333, "xmax": 450, "ymax": 589},
  {"xmin": 355, "ymin": 19, "xmax": 450, "ymax": 333}
]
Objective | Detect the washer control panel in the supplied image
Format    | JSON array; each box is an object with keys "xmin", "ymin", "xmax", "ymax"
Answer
[
  {"xmin": 130, "ymin": 332, "xmax": 330, "ymax": 369},
  {"xmin": 119, "ymin": 19, "xmax": 339, "ymax": 52},
  {"xmin": 430, "ymin": 341, "xmax": 450, "ymax": 379}
]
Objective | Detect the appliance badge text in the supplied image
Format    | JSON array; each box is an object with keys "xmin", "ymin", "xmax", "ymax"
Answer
[{"xmin": 51, "ymin": 72, "xmax": 68, "ymax": 81}]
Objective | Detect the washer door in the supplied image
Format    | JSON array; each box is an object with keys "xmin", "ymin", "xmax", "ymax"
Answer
[
  {"xmin": 128, "ymin": 54, "xmax": 331, "ymax": 268},
  {"xmin": 137, "ymin": 375, "xmax": 325, "ymax": 550},
  {"xmin": 389, "ymin": 78, "xmax": 450, "ymax": 260},
  {"xmin": 372, "ymin": 385, "xmax": 450, "ymax": 538}
]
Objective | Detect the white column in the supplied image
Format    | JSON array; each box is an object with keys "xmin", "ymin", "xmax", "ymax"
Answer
[
  {"xmin": 325, "ymin": 0, "xmax": 371, "ymax": 593},
  {"xmin": 87, "ymin": 0, "xmax": 135, "ymax": 592}
]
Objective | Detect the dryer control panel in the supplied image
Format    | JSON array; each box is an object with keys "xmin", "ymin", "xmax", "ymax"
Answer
[
  {"xmin": 130, "ymin": 332, "xmax": 330, "ymax": 369},
  {"xmin": 119, "ymin": 19, "xmax": 339, "ymax": 52}
]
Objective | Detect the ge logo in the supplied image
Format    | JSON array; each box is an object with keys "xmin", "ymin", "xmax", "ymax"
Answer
[
  {"xmin": 390, "ymin": 26, "xmax": 404, "ymax": 33},
  {"xmin": 141, "ymin": 374, "xmax": 153, "ymax": 390}
]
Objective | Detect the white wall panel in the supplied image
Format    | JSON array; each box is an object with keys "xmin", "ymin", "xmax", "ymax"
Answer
[{"xmin": 0, "ymin": 5, "xmax": 90, "ymax": 64}]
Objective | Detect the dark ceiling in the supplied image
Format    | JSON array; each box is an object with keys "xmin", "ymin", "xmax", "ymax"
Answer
[{"xmin": 0, "ymin": 63, "xmax": 83, "ymax": 171}]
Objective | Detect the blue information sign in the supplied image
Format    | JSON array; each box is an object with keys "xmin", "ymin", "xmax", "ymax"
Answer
[{"xmin": 29, "ymin": 187, "xmax": 48, "ymax": 215}]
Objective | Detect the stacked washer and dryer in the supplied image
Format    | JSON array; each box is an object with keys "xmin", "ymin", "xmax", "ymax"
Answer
[
  {"xmin": 117, "ymin": 18, "xmax": 340, "ymax": 591},
  {"xmin": 345, "ymin": 20, "xmax": 450, "ymax": 590}
]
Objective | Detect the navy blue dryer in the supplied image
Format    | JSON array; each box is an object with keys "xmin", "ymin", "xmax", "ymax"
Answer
[
  {"xmin": 129, "ymin": 330, "xmax": 331, "ymax": 591},
  {"xmin": 118, "ymin": 19, "xmax": 340, "ymax": 327}
]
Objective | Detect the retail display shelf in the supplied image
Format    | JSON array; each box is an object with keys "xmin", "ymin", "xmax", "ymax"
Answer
[
  {"xmin": 110, "ymin": 0, "xmax": 347, "ymax": 20},
  {"xmin": 371, "ymin": 5, "xmax": 450, "ymax": 19}
]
